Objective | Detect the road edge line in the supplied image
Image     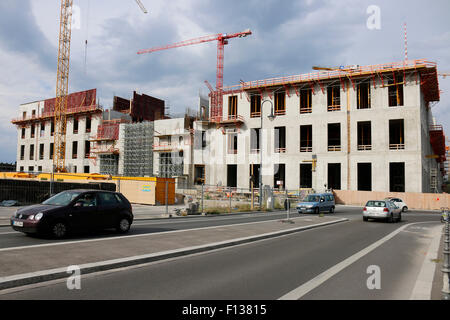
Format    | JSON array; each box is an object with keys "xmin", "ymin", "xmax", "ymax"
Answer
[
  {"xmin": 278, "ymin": 222, "xmax": 432, "ymax": 300},
  {"xmin": 409, "ymin": 225, "xmax": 444, "ymax": 300}
]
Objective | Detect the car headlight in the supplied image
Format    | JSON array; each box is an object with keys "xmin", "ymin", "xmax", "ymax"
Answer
[{"xmin": 28, "ymin": 213, "xmax": 44, "ymax": 221}]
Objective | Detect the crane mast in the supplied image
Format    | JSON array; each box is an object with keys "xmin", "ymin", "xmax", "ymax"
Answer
[{"xmin": 53, "ymin": 0, "xmax": 74, "ymax": 172}]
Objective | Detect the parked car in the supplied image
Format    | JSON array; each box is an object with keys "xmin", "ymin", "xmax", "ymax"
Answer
[
  {"xmin": 297, "ymin": 193, "xmax": 335, "ymax": 214},
  {"xmin": 10, "ymin": 190, "xmax": 133, "ymax": 238},
  {"xmin": 384, "ymin": 197, "xmax": 408, "ymax": 212},
  {"xmin": 363, "ymin": 200, "xmax": 402, "ymax": 222}
]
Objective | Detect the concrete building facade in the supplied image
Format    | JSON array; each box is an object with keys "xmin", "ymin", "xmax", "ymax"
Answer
[{"xmin": 191, "ymin": 60, "xmax": 444, "ymax": 193}]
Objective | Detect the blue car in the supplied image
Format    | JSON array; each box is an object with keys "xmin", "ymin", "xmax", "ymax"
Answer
[{"xmin": 297, "ymin": 193, "xmax": 335, "ymax": 214}]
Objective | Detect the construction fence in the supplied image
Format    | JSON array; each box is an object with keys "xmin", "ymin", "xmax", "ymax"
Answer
[{"xmin": 333, "ymin": 189, "xmax": 450, "ymax": 211}]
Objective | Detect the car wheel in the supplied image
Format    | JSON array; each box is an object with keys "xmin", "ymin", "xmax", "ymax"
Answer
[
  {"xmin": 397, "ymin": 213, "xmax": 402, "ymax": 222},
  {"xmin": 314, "ymin": 207, "xmax": 319, "ymax": 215},
  {"xmin": 388, "ymin": 214, "xmax": 394, "ymax": 223},
  {"xmin": 402, "ymin": 206, "xmax": 408, "ymax": 212},
  {"xmin": 116, "ymin": 217, "xmax": 131, "ymax": 233},
  {"xmin": 363, "ymin": 217, "xmax": 368, "ymax": 222},
  {"xmin": 51, "ymin": 221, "xmax": 68, "ymax": 239},
  {"xmin": 329, "ymin": 206, "xmax": 335, "ymax": 214}
]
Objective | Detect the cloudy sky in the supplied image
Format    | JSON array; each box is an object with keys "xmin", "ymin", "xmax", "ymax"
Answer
[{"xmin": 0, "ymin": 0, "xmax": 449, "ymax": 163}]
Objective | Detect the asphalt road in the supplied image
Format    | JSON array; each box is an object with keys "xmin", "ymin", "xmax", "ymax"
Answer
[
  {"xmin": 0, "ymin": 207, "xmax": 442, "ymax": 300},
  {"xmin": 0, "ymin": 206, "xmax": 360, "ymax": 249}
]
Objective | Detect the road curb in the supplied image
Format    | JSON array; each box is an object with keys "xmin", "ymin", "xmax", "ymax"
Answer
[
  {"xmin": 0, "ymin": 218, "xmax": 348, "ymax": 290},
  {"xmin": 0, "ymin": 209, "xmax": 291, "ymax": 227}
]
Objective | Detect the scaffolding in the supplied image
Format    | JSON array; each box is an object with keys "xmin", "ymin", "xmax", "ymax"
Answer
[
  {"xmin": 123, "ymin": 122, "xmax": 154, "ymax": 177},
  {"xmin": 99, "ymin": 154, "xmax": 119, "ymax": 176},
  {"xmin": 158, "ymin": 152, "xmax": 184, "ymax": 178}
]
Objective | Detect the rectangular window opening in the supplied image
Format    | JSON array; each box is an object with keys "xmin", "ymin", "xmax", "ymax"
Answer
[
  {"xmin": 388, "ymin": 74, "xmax": 404, "ymax": 107},
  {"xmin": 72, "ymin": 141, "xmax": 78, "ymax": 159},
  {"xmin": 300, "ymin": 125, "xmax": 312, "ymax": 152},
  {"xmin": 389, "ymin": 119, "xmax": 405, "ymax": 150},
  {"xmin": 228, "ymin": 96, "xmax": 238, "ymax": 119},
  {"xmin": 73, "ymin": 118, "xmax": 79, "ymax": 134},
  {"xmin": 227, "ymin": 132, "xmax": 238, "ymax": 154},
  {"xmin": 194, "ymin": 165, "xmax": 205, "ymax": 185},
  {"xmin": 250, "ymin": 164, "xmax": 260, "ymax": 189},
  {"xmin": 250, "ymin": 128, "xmax": 260, "ymax": 153},
  {"xmin": 227, "ymin": 164, "xmax": 237, "ymax": 188},
  {"xmin": 357, "ymin": 121, "xmax": 372, "ymax": 150},
  {"xmin": 274, "ymin": 164, "xmax": 286, "ymax": 189},
  {"xmin": 300, "ymin": 89, "xmax": 312, "ymax": 114},
  {"xmin": 29, "ymin": 144, "xmax": 34, "ymax": 160},
  {"xmin": 250, "ymin": 95, "xmax": 261, "ymax": 118},
  {"xmin": 86, "ymin": 117, "xmax": 91, "ymax": 133},
  {"xmin": 275, "ymin": 91, "xmax": 286, "ymax": 115},
  {"xmin": 49, "ymin": 143, "xmax": 54, "ymax": 160},
  {"xmin": 358, "ymin": 163, "xmax": 372, "ymax": 191},
  {"xmin": 357, "ymin": 81, "xmax": 371, "ymax": 109},
  {"xmin": 328, "ymin": 123, "xmax": 341, "ymax": 151},
  {"xmin": 328, "ymin": 163, "xmax": 341, "ymax": 190},
  {"xmin": 390, "ymin": 162, "xmax": 405, "ymax": 192},
  {"xmin": 300, "ymin": 163, "xmax": 312, "ymax": 188},
  {"xmin": 39, "ymin": 144, "xmax": 44, "ymax": 160},
  {"xmin": 274, "ymin": 127, "xmax": 286, "ymax": 153},
  {"xmin": 327, "ymin": 86, "xmax": 341, "ymax": 111}
]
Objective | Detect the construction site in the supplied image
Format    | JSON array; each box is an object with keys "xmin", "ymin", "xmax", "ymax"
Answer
[{"xmin": 3, "ymin": 0, "xmax": 450, "ymax": 209}]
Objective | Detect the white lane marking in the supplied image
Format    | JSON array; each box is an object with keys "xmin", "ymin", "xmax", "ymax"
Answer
[
  {"xmin": 278, "ymin": 221, "xmax": 438, "ymax": 300},
  {"xmin": 409, "ymin": 225, "xmax": 443, "ymax": 300},
  {"xmin": 0, "ymin": 218, "xmax": 348, "ymax": 289},
  {"xmin": 0, "ymin": 216, "xmax": 328, "ymax": 252}
]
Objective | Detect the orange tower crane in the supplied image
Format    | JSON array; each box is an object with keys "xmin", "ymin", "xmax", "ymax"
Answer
[{"xmin": 137, "ymin": 29, "xmax": 252, "ymax": 120}]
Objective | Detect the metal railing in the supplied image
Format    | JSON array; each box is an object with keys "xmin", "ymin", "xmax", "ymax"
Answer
[
  {"xmin": 300, "ymin": 107, "xmax": 312, "ymax": 114},
  {"xmin": 328, "ymin": 145, "xmax": 341, "ymax": 152},
  {"xmin": 358, "ymin": 145, "xmax": 372, "ymax": 151},
  {"xmin": 327, "ymin": 105, "xmax": 341, "ymax": 112},
  {"xmin": 300, "ymin": 146, "xmax": 312, "ymax": 153},
  {"xmin": 389, "ymin": 144, "xmax": 405, "ymax": 150}
]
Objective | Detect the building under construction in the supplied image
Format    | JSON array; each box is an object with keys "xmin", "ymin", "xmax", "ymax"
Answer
[
  {"xmin": 12, "ymin": 89, "xmax": 166, "ymax": 176},
  {"xmin": 11, "ymin": 59, "xmax": 447, "ymax": 193},
  {"xmin": 194, "ymin": 59, "xmax": 445, "ymax": 193}
]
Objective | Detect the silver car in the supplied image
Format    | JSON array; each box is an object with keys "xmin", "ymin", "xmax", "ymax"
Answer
[{"xmin": 363, "ymin": 200, "xmax": 402, "ymax": 222}]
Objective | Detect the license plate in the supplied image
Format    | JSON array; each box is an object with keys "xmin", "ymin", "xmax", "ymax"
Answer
[{"xmin": 13, "ymin": 221, "xmax": 23, "ymax": 227}]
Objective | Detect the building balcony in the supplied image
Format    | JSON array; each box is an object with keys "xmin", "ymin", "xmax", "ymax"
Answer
[
  {"xmin": 250, "ymin": 148, "xmax": 260, "ymax": 154},
  {"xmin": 250, "ymin": 112, "xmax": 261, "ymax": 118},
  {"xmin": 274, "ymin": 109, "xmax": 286, "ymax": 116},
  {"xmin": 275, "ymin": 148, "xmax": 286, "ymax": 154}
]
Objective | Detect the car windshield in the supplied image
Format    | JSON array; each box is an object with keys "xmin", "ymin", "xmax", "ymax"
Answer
[
  {"xmin": 305, "ymin": 195, "xmax": 320, "ymax": 202},
  {"xmin": 42, "ymin": 191, "xmax": 83, "ymax": 206},
  {"xmin": 366, "ymin": 201, "xmax": 386, "ymax": 207}
]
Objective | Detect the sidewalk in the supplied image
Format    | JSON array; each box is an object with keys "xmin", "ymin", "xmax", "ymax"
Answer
[{"xmin": 0, "ymin": 216, "xmax": 347, "ymax": 289}]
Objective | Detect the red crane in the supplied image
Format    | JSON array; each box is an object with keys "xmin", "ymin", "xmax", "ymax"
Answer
[{"xmin": 138, "ymin": 29, "xmax": 252, "ymax": 119}]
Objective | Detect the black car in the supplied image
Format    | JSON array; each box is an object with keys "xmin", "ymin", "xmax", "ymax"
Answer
[{"xmin": 10, "ymin": 190, "xmax": 133, "ymax": 238}]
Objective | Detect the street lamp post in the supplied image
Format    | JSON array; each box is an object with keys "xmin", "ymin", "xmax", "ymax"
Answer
[{"xmin": 259, "ymin": 99, "xmax": 275, "ymax": 210}]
